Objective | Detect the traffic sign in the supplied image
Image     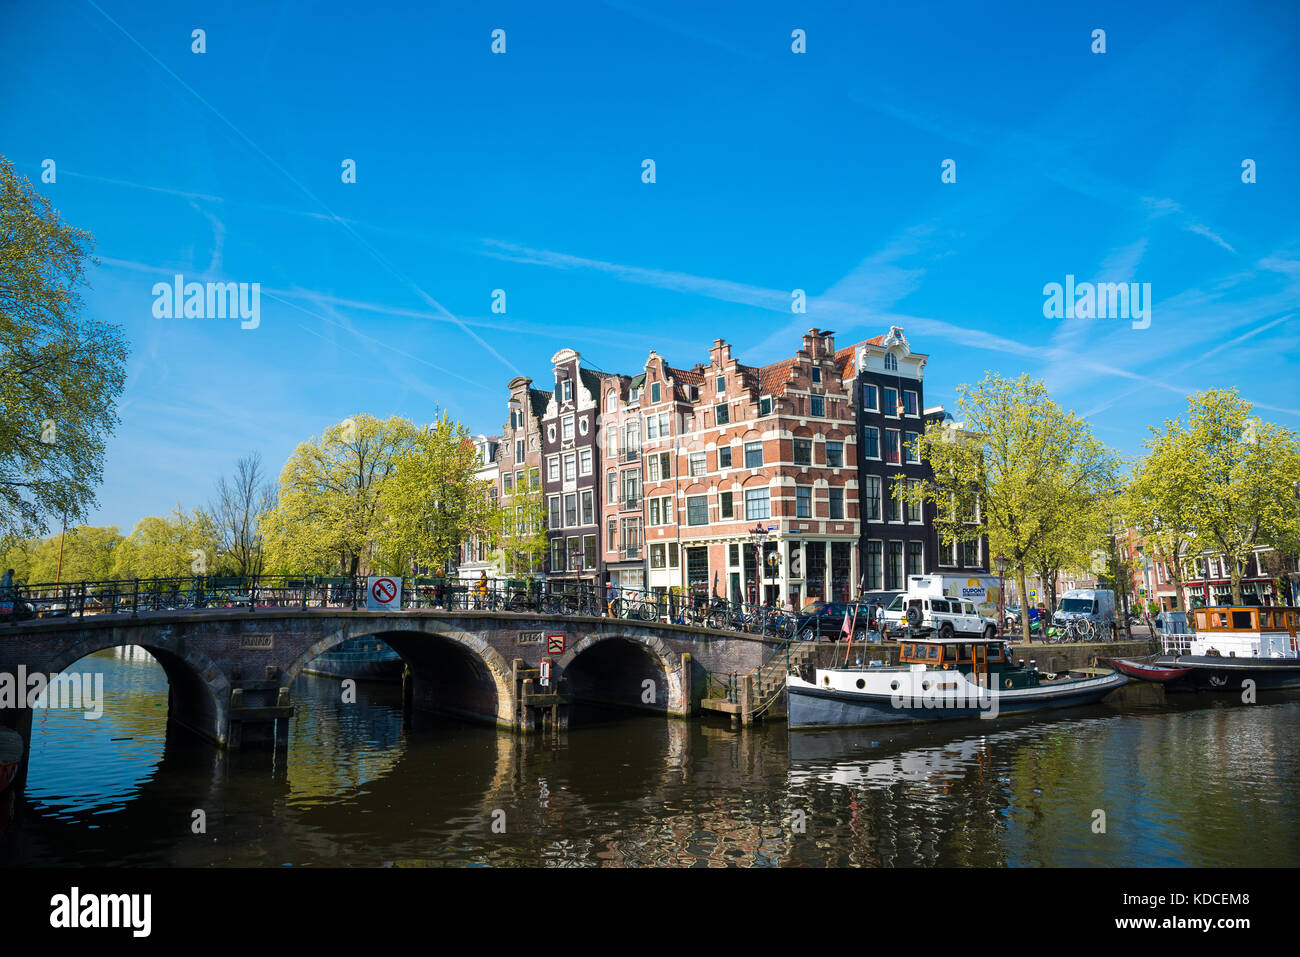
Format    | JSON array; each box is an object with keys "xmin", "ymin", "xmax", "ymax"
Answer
[
  {"xmin": 366, "ymin": 576, "xmax": 402, "ymax": 610},
  {"xmin": 547, "ymin": 633, "xmax": 565, "ymax": 655},
  {"xmin": 539, "ymin": 660, "xmax": 552, "ymax": 688}
]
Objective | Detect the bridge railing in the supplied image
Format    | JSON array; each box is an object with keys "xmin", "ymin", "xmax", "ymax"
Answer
[{"xmin": 1, "ymin": 574, "xmax": 881, "ymax": 647}]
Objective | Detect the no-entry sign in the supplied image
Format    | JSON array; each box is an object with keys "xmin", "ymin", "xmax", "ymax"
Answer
[{"xmin": 367, "ymin": 576, "xmax": 402, "ymax": 610}]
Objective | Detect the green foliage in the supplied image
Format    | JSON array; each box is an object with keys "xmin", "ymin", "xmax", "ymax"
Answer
[
  {"xmin": 381, "ymin": 413, "xmax": 495, "ymax": 574},
  {"xmin": 261, "ymin": 415, "xmax": 419, "ymax": 576},
  {"xmin": 0, "ymin": 156, "xmax": 128, "ymax": 537},
  {"xmin": 1150, "ymin": 389, "xmax": 1300, "ymax": 604},
  {"xmin": 900, "ymin": 373, "xmax": 1119, "ymax": 639},
  {"xmin": 490, "ymin": 467, "xmax": 547, "ymax": 578},
  {"xmin": 112, "ymin": 507, "xmax": 218, "ymax": 580}
]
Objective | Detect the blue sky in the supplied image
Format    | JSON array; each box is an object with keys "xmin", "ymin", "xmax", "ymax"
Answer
[{"xmin": 3, "ymin": 0, "xmax": 1298, "ymax": 534}]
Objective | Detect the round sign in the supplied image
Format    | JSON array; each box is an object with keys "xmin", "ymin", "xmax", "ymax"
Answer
[{"xmin": 372, "ymin": 578, "xmax": 397, "ymax": 604}]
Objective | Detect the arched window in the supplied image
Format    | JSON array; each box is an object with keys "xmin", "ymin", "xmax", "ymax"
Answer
[{"xmin": 884, "ymin": 352, "xmax": 899, "ymax": 371}]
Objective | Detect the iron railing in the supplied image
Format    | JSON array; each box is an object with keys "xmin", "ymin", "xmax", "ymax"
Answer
[{"xmin": 0, "ymin": 575, "xmax": 883, "ymax": 643}]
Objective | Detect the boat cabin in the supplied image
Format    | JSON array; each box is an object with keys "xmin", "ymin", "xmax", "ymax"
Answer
[
  {"xmin": 1182, "ymin": 605, "xmax": 1300, "ymax": 659},
  {"xmin": 899, "ymin": 638, "xmax": 1012, "ymax": 685}
]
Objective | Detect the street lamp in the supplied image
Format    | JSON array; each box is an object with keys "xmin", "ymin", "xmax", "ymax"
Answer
[
  {"xmin": 747, "ymin": 523, "xmax": 769, "ymax": 606},
  {"xmin": 995, "ymin": 553, "xmax": 1008, "ymax": 637}
]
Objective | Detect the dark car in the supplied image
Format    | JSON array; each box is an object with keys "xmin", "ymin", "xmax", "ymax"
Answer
[{"xmin": 793, "ymin": 601, "xmax": 877, "ymax": 641}]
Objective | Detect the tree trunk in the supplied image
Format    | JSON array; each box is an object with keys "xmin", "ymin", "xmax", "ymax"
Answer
[
  {"xmin": 1170, "ymin": 542, "xmax": 1184, "ymax": 612},
  {"xmin": 1231, "ymin": 559, "xmax": 1242, "ymax": 606},
  {"xmin": 1017, "ymin": 564, "xmax": 1031, "ymax": 642}
]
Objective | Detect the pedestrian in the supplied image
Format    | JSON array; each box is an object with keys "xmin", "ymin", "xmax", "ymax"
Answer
[
  {"xmin": 474, "ymin": 571, "xmax": 489, "ymax": 609},
  {"xmin": 873, "ymin": 600, "xmax": 886, "ymax": 640},
  {"xmin": 606, "ymin": 580, "xmax": 618, "ymax": 617}
]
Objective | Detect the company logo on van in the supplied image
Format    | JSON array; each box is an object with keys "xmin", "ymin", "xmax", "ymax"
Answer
[{"xmin": 961, "ymin": 577, "xmax": 987, "ymax": 600}]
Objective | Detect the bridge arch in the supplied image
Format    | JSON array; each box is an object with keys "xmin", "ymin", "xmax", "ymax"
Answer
[
  {"xmin": 555, "ymin": 631, "xmax": 682, "ymax": 715},
  {"xmin": 285, "ymin": 620, "xmax": 516, "ymax": 728},
  {"xmin": 41, "ymin": 635, "xmax": 232, "ymax": 747}
]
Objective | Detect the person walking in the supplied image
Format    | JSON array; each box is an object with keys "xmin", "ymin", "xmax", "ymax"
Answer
[
  {"xmin": 873, "ymin": 600, "xmax": 887, "ymax": 641},
  {"xmin": 474, "ymin": 571, "xmax": 489, "ymax": 609},
  {"xmin": 606, "ymin": 580, "xmax": 618, "ymax": 618}
]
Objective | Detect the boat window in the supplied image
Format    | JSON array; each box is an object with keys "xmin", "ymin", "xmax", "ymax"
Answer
[
  {"xmin": 988, "ymin": 645, "xmax": 1002, "ymax": 661},
  {"xmin": 926, "ymin": 645, "xmax": 939, "ymax": 660},
  {"xmin": 902, "ymin": 644, "xmax": 914, "ymax": 659},
  {"xmin": 1231, "ymin": 610, "xmax": 1252, "ymax": 629}
]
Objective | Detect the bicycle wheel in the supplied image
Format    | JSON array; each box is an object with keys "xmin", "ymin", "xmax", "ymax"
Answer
[{"xmin": 636, "ymin": 600, "xmax": 657, "ymax": 622}]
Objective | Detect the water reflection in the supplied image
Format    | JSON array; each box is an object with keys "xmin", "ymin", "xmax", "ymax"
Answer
[{"xmin": 3, "ymin": 648, "xmax": 1298, "ymax": 867}]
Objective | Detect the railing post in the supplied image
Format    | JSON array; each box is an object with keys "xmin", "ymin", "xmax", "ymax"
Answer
[
  {"xmin": 352, "ymin": 576, "xmax": 359, "ymax": 611},
  {"xmin": 78, "ymin": 582, "xmax": 85, "ymax": 618}
]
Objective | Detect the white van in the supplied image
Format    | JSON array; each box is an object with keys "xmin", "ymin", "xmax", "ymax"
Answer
[{"xmin": 1052, "ymin": 588, "xmax": 1118, "ymax": 640}]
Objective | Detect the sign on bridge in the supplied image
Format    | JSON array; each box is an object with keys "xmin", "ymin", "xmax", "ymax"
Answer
[{"xmin": 366, "ymin": 577, "xmax": 402, "ymax": 610}]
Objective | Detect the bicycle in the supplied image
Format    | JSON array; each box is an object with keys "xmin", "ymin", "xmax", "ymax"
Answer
[{"xmin": 1067, "ymin": 618, "xmax": 1095, "ymax": 643}]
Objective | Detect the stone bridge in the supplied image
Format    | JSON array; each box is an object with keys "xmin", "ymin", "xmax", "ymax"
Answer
[{"xmin": 0, "ymin": 608, "xmax": 779, "ymax": 756}]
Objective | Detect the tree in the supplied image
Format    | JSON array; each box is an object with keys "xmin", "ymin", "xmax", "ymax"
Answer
[
  {"xmin": 900, "ymin": 374, "xmax": 1120, "ymax": 640},
  {"xmin": 381, "ymin": 414, "xmax": 494, "ymax": 575},
  {"xmin": 1125, "ymin": 426, "xmax": 1200, "ymax": 611},
  {"xmin": 112, "ymin": 507, "xmax": 218, "ymax": 579},
  {"xmin": 1027, "ymin": 493, "xmax": 1111, "ymax": 614},
  {"xmin": 211, "ymin": 451, "xmax": 277, "ymax": 576},
  {"xmin": 490, "ymin": 468, "xmax": 548, "ymax": 579},
  {"xmin": 0, "ymin": 156, "xmax": 128, "ymax": 537},
  {"xmin": 261, "ymin": 415, "xmax": 419, "ymax": 576},
  {"xmin": 1174, "ymin": 390, "xmax": 1300, "ymax": 605}
]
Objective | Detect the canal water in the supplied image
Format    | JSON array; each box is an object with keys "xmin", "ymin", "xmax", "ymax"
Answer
[{"xmin": 3, "ymin": 647, "xmax": 1298, "ymax": 867}]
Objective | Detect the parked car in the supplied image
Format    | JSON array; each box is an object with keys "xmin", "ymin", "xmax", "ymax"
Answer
[
  {"xmin": 900, "ymin": 594, "xmax": 999, "ymax": 640},
  {"xmin": 793, "ymin": 601, "xmax": 877, "ymax": 641}
]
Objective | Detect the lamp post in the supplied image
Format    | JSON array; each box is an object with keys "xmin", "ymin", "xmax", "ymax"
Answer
[
  {"xmin": 995, "ymin": 553, "xmax": 1008, "ymax": 637},
  {"xmin": 748, "ymin": 523, "xmax": 769, "ymax": 606}
]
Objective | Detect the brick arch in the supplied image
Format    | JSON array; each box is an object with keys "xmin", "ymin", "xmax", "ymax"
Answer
[
  {"xmin": 44, "ymin": 633, "xmax": 232, "ymax": 747},
  {"xmin": 554, "ymin": 631, "xmax": 684, "ymax": 713},
  {"xmin": 285, "ymin": 620, "xmax": 517, "ymax": 726}
]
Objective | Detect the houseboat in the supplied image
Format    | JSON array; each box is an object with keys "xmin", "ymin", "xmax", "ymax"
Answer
[
  {"xmin": 787, "ymin": 636, "xmax": 1128, "ymax": 729},
  {"xmin": 303, "ymin": 637, "xmax": 404, "ymax": 682},
  {"xmin": 1113, "ymin": 605, "xmax": 1300, "ymax": 692}
]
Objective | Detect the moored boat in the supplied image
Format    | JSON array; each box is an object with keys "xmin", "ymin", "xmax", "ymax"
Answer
[
  {"xmin": 786, "ymin": 636, "xmax": 1128, "ymax": 729},
  {"xmin": 1106, "ymin": 657, "xmax": 1194, "ymax": 682},
  {"xmin": 0, "ymin": 727, "xmax": 23, "ymax": 792},
  {"xmin": 1132, "ymin": 605, "xmax": 1300, "ymax": 693},
  {"xmin": 304, "ymin": 637, "xmax": 404, "ymax": 681}
]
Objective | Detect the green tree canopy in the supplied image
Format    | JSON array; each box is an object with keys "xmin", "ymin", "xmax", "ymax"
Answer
[
  {"xmin": 261, "ymin": 414, "xmax": 419, "ymax": 576},
  {"xmin": 112, "ymin": 507, "xmax": 218, "ymax": 580},
  {"xmin": 0, "ymin": 156, "xmax": 127, "ymax": 537},
  {"xmin": 900, "ymin": 373, "xmax": 1119, "ymax": 639},
  {"xmin": 381, "ymin": 413, "xmax": 495, "ymax": 575},
  {"xmin": 1163, "ymin": 390, "xmax": 1300, "ymax": 605}
]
